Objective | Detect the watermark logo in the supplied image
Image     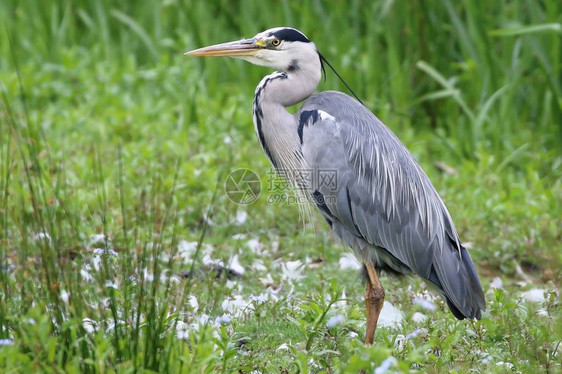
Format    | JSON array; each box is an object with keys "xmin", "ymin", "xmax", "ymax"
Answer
[
  {"xmin": 267, "ymin": 168, "xmax": 338, "ymax": 192},
  {"xmin": 224, "ymin": 168, "xmax": 261, "ymax": 205},
  {"xmin": 225, "ymin": 168, "xmax": 338, "ymax": 206}
]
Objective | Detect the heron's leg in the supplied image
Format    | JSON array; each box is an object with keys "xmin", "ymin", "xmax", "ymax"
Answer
[{"xmin": 364, "ymin": 262, "xmax": 385, "ymax": 345}]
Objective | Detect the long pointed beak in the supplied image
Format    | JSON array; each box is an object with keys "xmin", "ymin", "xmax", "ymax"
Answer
[{"xmin": 185, "ymin": 38, "xmax": 262, "ymax": 57}]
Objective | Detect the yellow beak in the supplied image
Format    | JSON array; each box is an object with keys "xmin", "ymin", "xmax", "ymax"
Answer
[{"xmin": 185, "ymin": 38, "xmax": 262, "ymax": 57}]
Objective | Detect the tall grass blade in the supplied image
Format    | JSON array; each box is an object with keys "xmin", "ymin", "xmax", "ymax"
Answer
[{"xmin": 489, "ymin": 23, "xmax": 562, "ymax": 37}]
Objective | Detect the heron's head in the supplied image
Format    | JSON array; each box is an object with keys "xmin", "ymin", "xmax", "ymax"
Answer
[{"xmin": 186, "ymin": 27, "xmax": 320, "ymax": 73}]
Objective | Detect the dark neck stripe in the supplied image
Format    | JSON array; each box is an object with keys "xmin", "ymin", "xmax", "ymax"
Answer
[{"xmin": 253, "ymin": 73, "xmax": 288, "ymax": 168}]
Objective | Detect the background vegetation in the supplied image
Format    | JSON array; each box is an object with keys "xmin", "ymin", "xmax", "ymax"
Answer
[{"xmin": 0, "ymin": 0, "xmax": 560, "ymax": 372}]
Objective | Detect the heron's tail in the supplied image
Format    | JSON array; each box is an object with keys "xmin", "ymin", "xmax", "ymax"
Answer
[{"xmin": 428, "ymin": 244, "xmax": 486, "ymax": 320}]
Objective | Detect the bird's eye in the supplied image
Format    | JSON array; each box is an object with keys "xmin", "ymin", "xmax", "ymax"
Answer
[{"xmin": 271, "ymin": 38, "xmax": 281, "ymax": 47}]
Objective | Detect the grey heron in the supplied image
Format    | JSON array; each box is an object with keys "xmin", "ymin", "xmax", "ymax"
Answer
[{"xmin": 186, "ymin": 27, "xmax": 485, "ymax": 344}]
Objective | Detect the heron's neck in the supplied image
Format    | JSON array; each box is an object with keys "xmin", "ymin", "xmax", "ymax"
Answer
[{"xmin": 252, "ymin": 67, "xmax": 321, "ymax": 170}]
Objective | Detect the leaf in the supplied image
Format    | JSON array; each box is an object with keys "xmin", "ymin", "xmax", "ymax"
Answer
[
  {"xmin": 496, "ymin": 143, "xmax": 530, "ymax": 172},
  {"xmin": 489, "ymin": 23, "xmax": 562, "ymax": 37},
  {"xmin": 110, "ymin": 9, "xmax": 158, "ymax": 57},
  {"xmin": 474, "ymin": 85, "xmax": 510, "ymax": 131},
  {"xmin": 417, "ymin": 61, "xmax": 475, "ymax": 121}
]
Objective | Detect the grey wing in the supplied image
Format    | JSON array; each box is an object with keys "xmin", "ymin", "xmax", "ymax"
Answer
[{"xmin": 298, "ymin": 91, "xmax": 485, "ymax": 319}]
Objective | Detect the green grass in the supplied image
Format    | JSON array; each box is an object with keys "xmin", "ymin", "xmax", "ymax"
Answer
[{"xmin": 0, "ymin": 0, "xmax": 561, "ymax": 372}]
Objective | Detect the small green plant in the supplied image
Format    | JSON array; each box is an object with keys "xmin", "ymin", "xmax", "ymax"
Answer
[{"xmin": 286, "ymin": 278, "xmax": 344, "ymax": 352}]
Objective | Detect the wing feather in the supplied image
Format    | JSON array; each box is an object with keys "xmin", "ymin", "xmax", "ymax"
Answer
[{"xmin": 298, "ymin": 91, "xmax": 485, "ymax": 319}]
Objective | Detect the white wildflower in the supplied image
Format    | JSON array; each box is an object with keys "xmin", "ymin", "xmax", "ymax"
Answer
[
  {"xmin": 308, "ymin": 358, "xmax": 320, "ymax": 369},
  {"xmin": 225, "ymin": 280, "xmax": 237, "ymax": 289},
  {"xmin": 177, "ymin": 240, "xmax": 199, "ymax": 263},
  {"xmin": 246, "ymin": 239, "xmax": 262, "ymax": 254},
  {"xmin": 80, "ymin": 266, "xmax": 93, "ymax": 281},
  {"xmin": 412, "ymin": 312, "xmax": 427, "ymax": 323},
  {"xmin": 88, "ymin": 234, "xmax": 108, "ymax": 246},
  {"xmin": 202, "ymin": 254, "xmax": 223, "ymax": 268},
  {"xmin": 252, "ymin": 259, "xmax": 267, "ymax": 271},
  {"xmin": 82, "ymin": 318, "xmax": 98, "ymax": 334},
  {"xmin": 481, "ymin": 355, "xmax": 493, "ymax": 364},
  {"xmin": 250, "ymin": 293, "xmax": 268, "ymax": 304},
  {"xmin": 228, "ymin": 254, "xmax": 245, "ymax": 275},
  {"xmin": 374, "ymin": 356, "xmax": 397, "ymax": 374},
  {"xmin": 378, "ymin": 301, "xmax": 403, "ymax": 327},
  {"xmin": 406, "ymin": 328, "xmax": 425, "ymax": 339},
  {"xmin": 202, "ymin": 211, "xmax": 215, "ymax": 226},
  {"xmin": 413, "ymin": 297, "xmax": 437, "ymax": 311},
  {"xmin": 281, "ymin": 260, "xmax": 304, "ymax": 281},
  {"xmin": 176, "ymin": 320, "xmax": 190, "ymax": 340},
  {"xmin": 215, "ymin": 314, "xmax": 232, "ymax": 325},
  {"xmin": 489, "ymin": 277, "xmax": 503, "ymax": 290},
  {"xmin": 60, "ymin": 290, "xmax": 70, "ymax": 303},
  {"xmin": 91, "ymin": 254, "xmax": 102, "ymax": 271},
  {"xmin": 326, "ymin": 314, "xmax": 346, "ymax": 328},
  {"xmin": 105, "ymin": 280, "xmax": 118, "ymax": 289},
  {"xmin": 333, "ymin": 290, "xmax": 347, "ymax": 309},
  {"xmin": 339, "ymin": 253, "xmax": 361, "ymax": 270},
  {"xmin": 496, "ymin": 361, "xmax": 514, "ymax": 369},
  {"xmin": 34, "ymin": 232, "xmax": 51, "ymax": 242},
  {"xmin": 195, "ymin": 314, "xmax": 211, "ymax": 327},
  {"xmin": 222, "ymin": 295, "xmax": 252, "ymax": 317},
  {"xmin": 235, "ymin": 210, "xmax": 247, "ymax": 225},
  {"xmin": 93, "ymin": 248, "xmax": 118, "ymax": 256},
  {"xmin": 259, "ymin": 273, "xmax": 274, "ymax": 286},
  {"xmin": 189, "ymin": 295, "xmax": 199, "ymax": 312},
  {"xmin": 520, "ymin": 289, "xmax": 547, "ymax": 303},
  {"xmin": 394, "ymin": 334, "xmax": 405, "ymax": 350},
  {"xmin": 141, "ymin": 268, "xmax": 154, "ymax": 282},
  {"xmin": 0, "ymin": 339, "xmax": 14, "ymax": 346},
  {"xmin": 159, "ymin": 252, "xmax": 170, "ymax": 262}
]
